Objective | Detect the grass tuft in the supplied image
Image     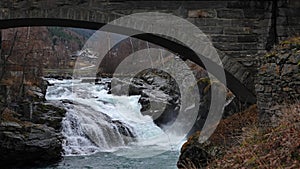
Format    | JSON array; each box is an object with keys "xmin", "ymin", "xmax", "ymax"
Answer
[{"xmin": 208, "ymin": 103, "xmax": 300, "ymax": 169}]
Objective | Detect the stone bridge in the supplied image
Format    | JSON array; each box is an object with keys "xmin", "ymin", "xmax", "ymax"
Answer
[{"xmin": 0, "ymin": 0, "xmax": 299, "ymax": 105}]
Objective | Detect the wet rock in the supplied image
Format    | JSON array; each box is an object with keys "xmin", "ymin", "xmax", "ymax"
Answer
[
  {"xmin": 0, "ymin": 121, "xmax": 22, "ymax": 129},
  {"xmin": 31, "ymin": 103, "xmax": 66, "ymax": 131},
  {"xmin": 44, "ymin": 74, "xmax": 72, "ymax": 80},
  {"xmin": 0, "ymin": 78, "xmax": 66, "ymax": 168},
  {"xmin": 110, "ymin": 78, "xmax": 131, "ymax": 96},
  {"xmin": 117, "ymin": 69, "xmax": 181, "ymax": 128},
  {"xmin": 0, "ymin": 112, "xmax": 64, "ymax": 168},
  {"xmin": 177, "ymin": 131, "xmax": 223, "ymax": 169},
  {"xmin": 112, "ymin": 120, "xmax": 136, "ymax": 138}
]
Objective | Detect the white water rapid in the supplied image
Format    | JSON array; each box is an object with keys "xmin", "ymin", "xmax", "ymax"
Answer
[{"xmin": 45, "ymin": 79, "xmax": 184, "ymax": 157}]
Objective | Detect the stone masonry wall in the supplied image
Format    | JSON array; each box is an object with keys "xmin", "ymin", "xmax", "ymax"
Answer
[
  {"xmin": 255, "ymin": 0, "xmax": 300, "ymax": 126},
  {"xmin": 185, "ymin": 1, "xmax": 273, "ymax": 94},
  {"xmin": 256, "ymin": 37, "xmax": 300, "ymax": 126},
  {"xmin": 277, "ymin": 0, "xmax": 300, "ymax": 41}
]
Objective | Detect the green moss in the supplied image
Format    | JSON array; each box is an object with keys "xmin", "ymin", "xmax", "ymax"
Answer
[
  {"xmin": 265, "ymin": 52, "xmax": 276, "ymax": 58},
  {"xmin": 281, "ymin": 37, "xmax": 300, "ymax": 44},
  {"xmin": 197, "ymin": 77, "xmax": 211, "ymax": 84}
]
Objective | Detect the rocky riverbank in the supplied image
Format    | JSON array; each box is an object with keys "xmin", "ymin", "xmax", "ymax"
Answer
[{"xmin": 0, "ymin": 79, "xmax": 66, "ymax": 168}]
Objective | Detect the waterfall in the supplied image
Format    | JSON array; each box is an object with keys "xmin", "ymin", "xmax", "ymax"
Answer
[
  {"xmin": 60, "ymin": 101, "xmax": 135, "ymax": 155},
  {"xmin": 45, "ymin": 79, "xmax": 171, "ymax": 156}
]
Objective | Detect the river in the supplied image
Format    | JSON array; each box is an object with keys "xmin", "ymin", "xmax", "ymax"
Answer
[{"xmin": 42, "ymin": 79, "xmax": 185, "ymax": 169}]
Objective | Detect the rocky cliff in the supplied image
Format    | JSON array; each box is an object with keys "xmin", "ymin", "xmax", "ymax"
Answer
[{"xmin": 0, "ymin": 78, "xmax": 66, "ymax": 168}]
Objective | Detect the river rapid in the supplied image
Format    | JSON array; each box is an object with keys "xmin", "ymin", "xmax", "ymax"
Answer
[{"xmin": 42, "ymin": 78, "xmax": 185, "ymax": 169}]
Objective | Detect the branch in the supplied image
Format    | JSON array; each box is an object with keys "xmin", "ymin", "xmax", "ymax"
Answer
[{"xmin": 0, "ymin": 31, "xmax": 18, "ymax": 81}]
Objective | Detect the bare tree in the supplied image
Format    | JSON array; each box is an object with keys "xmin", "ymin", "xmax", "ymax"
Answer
[
  {"xmin": 0, "ymin": 30, "xmax": 18, "ymax": 81},
  {"xmin": 0, "ymin": 30, "xmax": 19, "ymax": 118},
  {"xmin": 19, "ymin": 47, "xmax": 34, "ymax": 99}
]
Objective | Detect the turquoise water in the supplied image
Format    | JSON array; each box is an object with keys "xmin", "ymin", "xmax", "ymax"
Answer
[{"xmin": 43, "ymin": 150, "xmax": 179, "ymax": 169}]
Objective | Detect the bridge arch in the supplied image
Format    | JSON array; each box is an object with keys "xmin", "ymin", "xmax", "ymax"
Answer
[
  {"xmin": 2, "ymin": 0, "xmax": 300, "ymax": 106},
  {"xmin": 0, "ymin": 18, "xmax": 255, "ymax": 104}
]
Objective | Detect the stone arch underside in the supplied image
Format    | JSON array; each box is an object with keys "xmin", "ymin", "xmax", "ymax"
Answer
[
  {"xmin": 2, "ymin": 0, "xmax": 279, "ymax": 105},
  {"xmin": 3, "ymin": 0, "xmax": 300, "ymax": 106},
  {"xmin": 0, "ymin": 18, "xmax": 256, "ymax": 104}
]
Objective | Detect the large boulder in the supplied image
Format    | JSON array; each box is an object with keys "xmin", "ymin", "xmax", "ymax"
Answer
[
  {"xmin": 130, "ymin": 69, "xmax": 181, "ymax": 127},
  {"xmin": 110, "ymin": 69, "xmax": 180, "ymax": 128},
  {"xmin": 109, "ymin": 63, "xmax": 237, "ymax": 134},
  {"xmin": 177, "ymin": 131, "xmax": 223, "ymax": 169},
  {"xmin": 31, "ymin": 103, "xmax": 66, "ymax": 131},
  {"xmin": 0, "ymin": 107, "xmax": 64, "ymax": 168},
  {"xmin": 0, "ymin": 78, "xmax": 66, "ymax": 168}
]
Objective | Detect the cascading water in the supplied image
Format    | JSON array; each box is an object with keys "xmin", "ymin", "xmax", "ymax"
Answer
[{"xmin": 45, "ymin": 79, "xmax": 178, "ymax": 157}]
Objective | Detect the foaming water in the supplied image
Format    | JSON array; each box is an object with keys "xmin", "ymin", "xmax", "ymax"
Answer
[{"xmin": 45, "ymin": 79, "xmax": 185, "ymax": 158}]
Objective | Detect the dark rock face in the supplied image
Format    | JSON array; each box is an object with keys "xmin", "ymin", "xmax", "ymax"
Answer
[
  {"xmin": 130, "ymin": 69, "xmax": 181, "ymax": 128},
  {"xmin": 0, "ymin": 79, "xmax": 66, "ymax": 168},
  {"xmin": 109, "ymin": 63, "xmax": 238, "ymax": 135},
  {"xmin": 110, "ymin": 69, "xmax": 181, "ymax": 129},
  {"xmin": 112, "ymin": 120, "xmax": 136, "ymax": 138},
  {"xmin": 31, "ymin": 103, "xmax": 66, "ymax": 131},
  {"xmin": 44, "ymin": 74, "xmax": 73, "ymax": 80},
  {"xmin": 177, "ymin": 131, "xmax": 223, "ymax": 169},
  {"xmin": 185, "ymin": 61, "xmax": 238, "ymax": 136},
  {"xmin": 0, "ymin": 120, "xmax": 63, "ymax": 167},
  {"xmin": 178, "ymin": 144, "xmax": 212, "ymax": 168}
]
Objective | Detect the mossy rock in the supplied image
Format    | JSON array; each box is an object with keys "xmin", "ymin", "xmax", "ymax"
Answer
[{"xmin": 178, "ymin": 131, "xmax": 224, "ymax": 168}]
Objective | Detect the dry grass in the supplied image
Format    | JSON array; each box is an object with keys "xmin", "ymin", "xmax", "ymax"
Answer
[
  {"xmin": 0, "ymin": 75, "xmax": 22, "ymax": 86},
  {"xmin": 207, "ymin": 105, "xmax": 258, "ymax": 147},
  {"xmin": 181, "ymin": 105, "xmax": 258, "ymax": 154},
  {"xmin": 281, "ymin": 36, "xmax": 300, "ymax": 46},
  {"xmin": 1, "ymin": 108, "xmax": 22, "ymax": 123},
  {"xmin": 208, "ymin": 103, "xmax": 300, "ymax": 169},
  {"xmin": 179, "ymin": 105, "xmax": 259, "ymax": 169},
  {"xmin": 265, "ymin": 36, "xmax": 300, "ymax": 58},
  {"xmin": 180, "ymin": 158, "xmax": 203, "ymax": 169},
  {"xmin": 1, "ymin": 107, "xmax": 33, "ymax": 127}
]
